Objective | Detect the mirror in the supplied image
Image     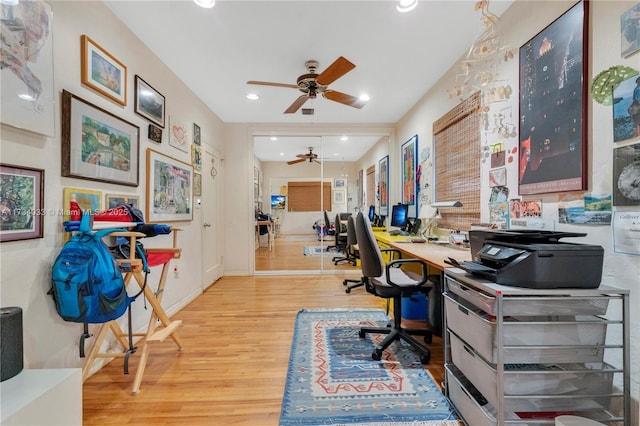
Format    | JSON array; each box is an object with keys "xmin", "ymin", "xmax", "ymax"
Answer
[{"xmin": 253, "ymin": 134, "xmax": 383, "ymax": 273}]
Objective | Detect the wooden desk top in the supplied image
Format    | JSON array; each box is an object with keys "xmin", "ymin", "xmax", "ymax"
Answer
[{"xmin": 387, "ymin": 240, "xmax": 472, "ymax": 271}]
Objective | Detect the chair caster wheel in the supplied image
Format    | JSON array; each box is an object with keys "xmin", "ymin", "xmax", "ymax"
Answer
[
  {"xmin": 345, "ymin": 288, "xmax": 351, "ymax": 293},
  {"xmin": 358, "ymin": 330, "xmax": 366, "ymax": 338},
  {"xmin": 372, "ymin": 350, "xmax": 382, "ymax": 361},
  {"xmin": 424, "ymin": 335, "xmax": 433, "ymax": 344},
  {"xmin": 420, "ymin": 354, "xmax": 431, "ymax": 364}
]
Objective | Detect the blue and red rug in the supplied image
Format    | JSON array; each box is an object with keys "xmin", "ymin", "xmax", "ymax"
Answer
[{"xmin": 279, "ymin": 309, "xmax": 459, "ymax": 426}]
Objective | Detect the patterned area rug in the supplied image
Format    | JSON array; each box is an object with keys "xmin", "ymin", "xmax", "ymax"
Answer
[
  {"xmin": 303, "ymin": 245, "xmax": 332, "ymax": 256},
  {"xmin": 279, "ymin": 309, "xmax": 459, "ymax": 426}
]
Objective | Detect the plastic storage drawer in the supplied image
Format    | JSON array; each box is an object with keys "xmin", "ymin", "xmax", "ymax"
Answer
[
  {"xmin": 449, "ymin": 332, "xmax": 614, "ymax": 410},
  {"xmin": 444, "ymin": 294, "xmax": 606, "ymax": 364},
  {"xmin": 446, "ymin": 277, "xmax": 609, "ymax": 316}
]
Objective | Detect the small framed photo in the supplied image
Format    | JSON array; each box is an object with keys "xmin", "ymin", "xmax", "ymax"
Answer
[
  {"xmin": 80, "ymin": 35, "xmax": 127, "ymax": 106},
  {"xmin": 135, "ymin": 75, "xmax": 165, "ymax": 128},
  {"xmin": 193, "ymin": 173, "xmax": 202, "ymax": 197},
  {"xmin": 191, "ymin": 144, "xmax": 202, "ymax": 172},
  {"xmin": 0, "ymin": 164, "xmax": 44, "ymax": 242},
  {"xmin": 105, "ymin": 194, "xmax": 140, "ymax": 209},
  {"xmin": 169, "ymin": 116, "xmax": 189, "ymax": 153},
  {"xmin": 146, "ymin": 148, "xmax": 193, "ymax": 223},
  {"xmin": 193, "ymin": 123, "xmax": 201, "ymax": 146},
  {"xmin": 333, "ymin": 178, "xmax": 346, "ymax": 188},
  {"xmin": 333, "ymin": 189, "xmax": 346, "ymax": 204},
  {"xmin": 61, "ymin": 90, "xmax": 139, "ymax": 187},
  {"xmin": 62, "ymin": 187, "xmax": 102, "ymax": 223},
  {"xmin": 148, "ymin": 124, "xmax": 162, "ymax": 143},
  {"xmin": 489, "ymin": 167, "xmax": 507, "ymax": 187}
]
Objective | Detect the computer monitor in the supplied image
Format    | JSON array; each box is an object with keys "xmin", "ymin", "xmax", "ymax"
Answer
[
  {"xmin": 390, "ymin": 204, "xmax": 409, "ymax": 229},
  {"xmin": 368, "ymin": 205, "xmax": 375, "ymax": 222}
]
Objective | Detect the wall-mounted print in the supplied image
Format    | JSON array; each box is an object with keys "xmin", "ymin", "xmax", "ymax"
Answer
[
  {"xmin": 191, "ymin": 144, "xmax": 202, "ymax": 172},
  {"xmin": 0, "ymin": 164, "xmax": 44, "ymax": 242},
  {"xmin": 621, "ymin": 3, "xmax": 640, "ymax": 58},
  {"xmin": 193, "ymin": 123, "xmax": 201, "ymax": 146},
  {"xmin": 0, "ymin": 1, "xmax": 55, "ymax": 137},
  {"xmin": 614, "ymin": 74, "xmax": 640, "ymax": 142},
  {"xmin": 169, "ymin": 116, "xmax": 189, "ymax": 153},
  {"xmin": 401, "ymin": 135, "xmax": 418, "ymax": 218},
  {"xmin": 61, "ymin": 90, "xmax": 139, "ymax": 187},
  {"xmin": 192, "ymin": 172, "xmax": 202, "ymax": 197},
  {"xmin": 105, "ymin": 194, "xmax": 139, "ymax": 209},
  {"xmin": 489, "ymin": 167, "xmax": 506, "ymax": 187},
  {"xmin": 146, "ymin": 148, "xmax": 193, "ymax": 222},
  {"xmin": 62, "ymin": 187, "xmax": 102, "ymax": 223},
  {"xmin": 378, "ymin": 155, "xmax": 389, "ymax": 216},
  {"xmin": 134, "ymin": 75, "xmax": 165, "ymax": 128},
  {"xmin": 148, "ymin": 124, "xmax": 162, "ymax": 143},
  {"xmin": 518, "ymin": 0, "xmax": 588, "ymax": 195},
  {"xmin": 613, "ymin": 142, "xmax": 640, "ymax": 206},
  {"xmin": 80, "ymin": 35, "xmax": 126, "ymax": 106},
  {"xmin": 333, "ymin": 189, "xmax": 345, "ymax": 205},
  {"xmin": 333, "ymin": 178, "xmax": 346, "ymax": 188}
]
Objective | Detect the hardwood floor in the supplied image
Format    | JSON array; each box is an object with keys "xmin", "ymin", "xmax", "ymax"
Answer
[{"xmin": 83, "ymin": 238, "xmax": 446, "ymax": 425}]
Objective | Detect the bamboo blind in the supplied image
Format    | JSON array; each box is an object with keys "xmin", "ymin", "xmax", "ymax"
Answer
[
  {"xmin": 287, "ymin": 181, "xmax": 332, "ymax": 212},
  {"xmin": 433, "ymin": 91, "xmax": 481, "ymax": 230}
]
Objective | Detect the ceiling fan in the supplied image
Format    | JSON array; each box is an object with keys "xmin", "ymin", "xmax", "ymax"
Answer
[
  {"xmin": 287, "ymin": 147, "xmax": 320, "ymax": 165},
  {"xmin": 247, "ymin": 56, "xmax": 367, "ymax": 114}
]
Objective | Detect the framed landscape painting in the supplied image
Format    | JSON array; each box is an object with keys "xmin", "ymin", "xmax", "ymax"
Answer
[
  {"xmin": 135, "ymin": 75, "xmax": 165, "ymax": 128},
  {"xmin": 146, "ymin": 148, "xmax": 193, "ymax": 223},
  {"xmin": 81, "ymin": 35, "xmax": 127, "ymax": 106},
  {"xmin": 61, "ymin": 90, "xmax": 139, "ymax": 186},
  {"xmin": 0, "ymin": 164, "xmax": 44, "ymax": 242}
]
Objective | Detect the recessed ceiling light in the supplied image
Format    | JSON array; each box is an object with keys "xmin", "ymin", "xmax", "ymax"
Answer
[
  {"xmin": 359, "ymin": 94, "xmax": 370, "ymax": 102},
  {"xmin": 194, "ymin": 0, "xmax": 215, "ymax": 8},
  {"xmin": 396, "ymin": 0, "xmax": 417, "ymax": 13},
  {"xmin": 340, "ymin": 136, "xmax": 348, "ymax": 141},
  {"xmin": 246, "ymin": 93, "xmax": 259, "ymax": 100},
  {"xmin": 270, "ymin": 136, "xmax": 278, "ymax": 141},
  {"xmin": 333, "ymin": 153, "xmax": 340, "ymax": 156},
  {"xmin": 279, "ymin": 152, "xmax": 284, "ymax": 156}
]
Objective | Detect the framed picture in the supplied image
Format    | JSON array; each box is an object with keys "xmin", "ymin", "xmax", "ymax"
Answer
[
  {"xmin": 146, "ymin": 148, "xmax": 193, "ymax": 223},
  {"xmin": 193, "ymin": 173, "xmax": 202, "ymax": 197},
  {"xmin": 191, "ymin": 144, "xmax": 202, "ymax": 172},
  {"xmin": 193, "ymin": 123, "xmax": 201, "ymax": 145},
  {"xmin": 134, "ymin": 75, "xmax": 165, "ymax": 128},
  {"xmin": 105, "ymin": 193, "xmax": 140, "ymax": 209},
  {"xmin": 621, "ymin": 3, "xmax": 640, "ymax": 58},
  {"xmin": 0, "ymin": 164, "xmax": 44, "ymax": 242},
  {"xmin": 0, "ymin": 1, "xmax": 55, "ymax": 137},
  {"xmin": 62, "ymin": 187, "xmax": 102, "ymax": 223},
  {"xmin": 333, "ymin": 189, "xmax": 345, "ymax": 205},
  {"xmin": 378, "ymin": 155, "xmax": 389, "ymax": 216},
  {"xmin": 401, "ymin": 135, "xmax": 418, "ymax": 218},
  {"xmin": 61, "ymin": 90, "xmax": 139, "ymax": 187},
  {"xmin": 80, "ymin": 35, "xmax": 127, "ymax": 106},
  {"xmin": 148, "ymin": 124, "xmax": 162, "ymax": 143},
  {"xmin": 333, "ymin": 178, "xmax": 346, "ymax": 188},
  {"xmin": 613, "ymin": 75, "xmax": 640, "ymax": 142},
  {"xmin": 613, "ymin": 142, "xmax": 640, "ymax": 206},
  {"xmin": 169, "ymin": 116, "xmax": 189, "ymax": 152},
  {"xmin": 489, "ymin": 167, "xmax": 507, "ymax": 187},
  {"xmin": 518, "ymin": 0, "xmax": 588, "ymax": 195}
]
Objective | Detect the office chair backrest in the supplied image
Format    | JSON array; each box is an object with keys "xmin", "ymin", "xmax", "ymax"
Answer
[
  {"xmin": 354, "ymin": 212, "xmax": 383, "ymax": 278},
  {"xmin": 346, "ymin": 215, "xmax": 357, "ymax": 246},
  {"xmin": 323, "ymin": 211, "xmax": 331, "ymax": 229}
]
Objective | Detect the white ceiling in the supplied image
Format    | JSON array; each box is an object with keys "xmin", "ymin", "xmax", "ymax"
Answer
[{"xmin": 104, "ymin": 0, "xmax": 514, "ymax": 161}]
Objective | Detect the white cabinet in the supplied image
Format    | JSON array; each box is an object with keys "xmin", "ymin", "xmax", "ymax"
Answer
[{"xmin": 443, "ymin": 268, "xmax": 629, "ymax": 425}]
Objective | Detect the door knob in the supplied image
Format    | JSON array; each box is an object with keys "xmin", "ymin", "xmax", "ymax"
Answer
[{"xmin": 203, "ymin": 222, "xmax": 212, "ymax": 227}]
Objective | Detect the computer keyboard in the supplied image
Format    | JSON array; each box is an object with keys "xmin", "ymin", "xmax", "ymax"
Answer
[{"xmin": 389, "ymin": 230, "xmax": 409, "ymax": 236}]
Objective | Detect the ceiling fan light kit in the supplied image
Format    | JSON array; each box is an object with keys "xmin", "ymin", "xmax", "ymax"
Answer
[
  {"xmin": 247, "ymin": 56, "xmax": 368, "ymax": 114},
  {"xmin": 396, "ymin": 0, "xmax": 418, "ymax": 13},
  {"xmin": 193, "ymin": 0, "xmax": 215, "ymax": 8}
]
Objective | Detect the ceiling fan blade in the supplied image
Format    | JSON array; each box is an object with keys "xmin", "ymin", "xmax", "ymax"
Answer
[
  {"xmin": 287, "ymin": 158, "xmax": 306, "ymax": 165},
  {"xmin": 323, "ymin": 90, "xmax": 367, "ymax": 109},
  {"xmin": 316, "ymin": 56, "xmax": 356, "ymax": 86},
  {"xmin": 296, "ymin": 154, "xmax": 307, "ymax": 158},
  {"xmin": 284, "ymin": 94, "xmax": 309, "ymax": 114},
  {"xmin": 313, "ymin": 159, "xmax": 321, "ymax": 164},
  {"xmin": 247, "ymin": 80, "xmax": 299, "ymax": 89}
]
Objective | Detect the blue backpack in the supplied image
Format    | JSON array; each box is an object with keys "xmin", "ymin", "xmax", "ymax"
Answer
[{"xmin": 50, "ymin": 213, "xmax": 138, "ymax": 324}]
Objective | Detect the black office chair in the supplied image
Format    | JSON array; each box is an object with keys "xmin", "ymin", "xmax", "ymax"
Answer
[
  {"xmin": 343, "ymin": 215, "xmax": 363, "ymax": 292},
  {"xmin": 332, "ymin": 213, "xmax": 350, "ymax": 264},
  {"xmin": 354, "ymin": 212, "xmax": 433, "ymax": 363},
  {"xmin": 323, "ymin": 211, "xmax": 337, "ymax": 250}
]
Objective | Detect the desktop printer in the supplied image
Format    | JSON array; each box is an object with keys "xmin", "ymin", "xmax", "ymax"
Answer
[{"xmin": 458, "ymin": 230, "xmax": 604, "ymax": 289}]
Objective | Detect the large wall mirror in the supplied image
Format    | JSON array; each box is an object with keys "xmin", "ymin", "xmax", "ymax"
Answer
[{"xmin": 253, "ymin": 133, "xmax": 387, "ymax": 273}]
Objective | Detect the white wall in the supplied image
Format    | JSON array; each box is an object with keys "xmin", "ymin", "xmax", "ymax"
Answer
[{"xmin": 0, "ymin": 1, "xmax": 225, "ymax": 370}]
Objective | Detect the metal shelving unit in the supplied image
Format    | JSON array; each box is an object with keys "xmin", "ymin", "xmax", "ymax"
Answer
[{"xmin": 442, "ymin": 267, "xmax": 629, "ymax": 425}]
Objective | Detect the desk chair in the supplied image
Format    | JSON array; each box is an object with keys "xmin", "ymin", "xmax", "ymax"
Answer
[
  {"xmin": 354, "ymin": 212, "xmax": 433, "ymax": 363},
  {"xmin": 323, "ymin": 211, "xmax": 337, "ymax": 250},
  {"xmin": 332, "ymin": 213, "xmax": 350, "ymax": 264},
  {"xmin": 343, "ymin": 215, "xmax": 363, "ymax": 292}
]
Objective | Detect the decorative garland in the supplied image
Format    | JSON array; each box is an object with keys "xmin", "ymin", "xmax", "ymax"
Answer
[{"xmin": 590, "ymin": 65, "xmax": 639, "ymax": 106}]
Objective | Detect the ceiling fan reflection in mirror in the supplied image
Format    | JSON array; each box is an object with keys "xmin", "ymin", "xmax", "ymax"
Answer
[
  {"xmin": 287, "ymin": 147, "xmax": 320, "ymax": 165},
  {"xmin": 247, "ymin": 56, "xmax": 367, "ymax": 114}
]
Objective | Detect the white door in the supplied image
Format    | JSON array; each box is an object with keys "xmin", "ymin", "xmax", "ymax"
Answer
[{"xmin": 201, "ymin": 146, "xmax": 223, "ymax": 289}]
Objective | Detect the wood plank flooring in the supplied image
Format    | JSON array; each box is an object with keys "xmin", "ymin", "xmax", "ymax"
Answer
[{"xmin": 82, "ymin": 238, "xmax": 446, "ymax": 425}]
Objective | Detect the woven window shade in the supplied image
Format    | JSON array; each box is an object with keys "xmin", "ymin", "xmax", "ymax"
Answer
[
  {"xmin": 287, "ymin": 181, "xmax": 332, "ymax": 212},
  {"xmin": 433, "ymin": 91, "xmax": 481, "ymax": 231}
]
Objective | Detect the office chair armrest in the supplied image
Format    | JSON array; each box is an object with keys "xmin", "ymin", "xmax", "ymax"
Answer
[
  {"xmin": 380, "ymin": 247, "xmax": 403, "ymax": 260},
  {"xmin": 385, "ymin": 258, "xmax": 430, "ymax": 287}
]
